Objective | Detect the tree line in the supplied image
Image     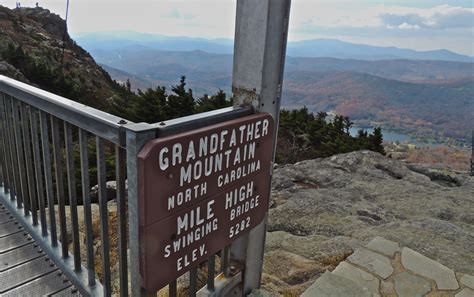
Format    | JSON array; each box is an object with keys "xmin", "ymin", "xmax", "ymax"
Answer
[{"xmin": 277, "ymin": 108, "xmax": 384, "ymax": 164}]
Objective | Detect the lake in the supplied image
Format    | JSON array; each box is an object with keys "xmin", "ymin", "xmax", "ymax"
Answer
[{"xmin": 349, "ymin": 126, "xmax": 435, "ymax": 146}]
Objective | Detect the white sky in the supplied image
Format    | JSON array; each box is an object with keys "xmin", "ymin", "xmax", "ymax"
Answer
[{"xmin": 1, "ymin": 0, "xmax": 473, "ymax": 55}]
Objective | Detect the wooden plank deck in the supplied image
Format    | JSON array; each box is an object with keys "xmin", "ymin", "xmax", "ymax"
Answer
[{"xmin": 0, "ymin": 203, "xmax": 82, "ymax": 296}]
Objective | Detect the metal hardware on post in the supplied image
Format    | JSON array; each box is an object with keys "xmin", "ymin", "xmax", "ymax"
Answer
[
  {"xmin": 231, "ymin": 0, "xmax": 291, "ymax": 294},
  {"xmin": 154, "ymin": 106, "xmax": 253, "ymax": 137}
]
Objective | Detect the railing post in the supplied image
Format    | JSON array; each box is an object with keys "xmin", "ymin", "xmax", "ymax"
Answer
[
  {"xmin": 125, "ymin": 124, "xmax": 157, "ymax": 297},
  {"xmin": 231, "ymin": 0, "xmax": 291, "ymax": 294}
]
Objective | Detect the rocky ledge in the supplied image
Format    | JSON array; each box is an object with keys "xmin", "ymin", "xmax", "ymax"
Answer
[{"xmin": 264, "ymin": 150, "xmax": 473, "ymax": 295}]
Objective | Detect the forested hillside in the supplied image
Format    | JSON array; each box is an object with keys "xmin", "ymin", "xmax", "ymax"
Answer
[{"xmin": 283, "ymin": 71, "xmax": 473, "ymax": 142}]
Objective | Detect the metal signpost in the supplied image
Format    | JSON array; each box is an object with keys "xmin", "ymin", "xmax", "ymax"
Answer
[
  {"xmin": 230, "ymin": 0, "xmax": 291, "ymax": 294},
  {"xmin": 130, "ymin": 0, "xmax": 292, "ymax": 295},
  {"xmin": 134, "ymin": 1, "xmax": 291, "ymax": 294}
]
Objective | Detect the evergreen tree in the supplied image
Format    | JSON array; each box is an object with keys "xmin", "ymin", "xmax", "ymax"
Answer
[
  {"xmin": 125, "ymin": 79, "xmax": 131, "ymax": 92},
  {"xmin": 343, "ymin": 116, "xmax": 353, "ymax": 134},
  {"xmin": 132, "ymin": 86, "xmax": 168, "ymax": 123},
  {"xmin": 167, "ymin": 76, "xmax": 195, "ymax": 118},
  {"xmin": 276, "ymin": 107, "xmax": 386, "ymax": 164},
  {"xmin": 195, "ymin": 90, "xmax": 231, "ymax": 113},
  {"xmin": 369, "ymin": 127, "xmax": 385, "ymax": 155},
  {"xmin": 333, "ymin": 115, "xmax": 346, "ymax": 133}
]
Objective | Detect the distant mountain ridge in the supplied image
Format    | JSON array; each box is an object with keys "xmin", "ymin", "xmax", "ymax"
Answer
[
  {"xmin": 288, "ymin": 39, "xmax": 473, "ymax": 62},
  {"xmin": 74, "ymin": 31, "xmax": 474, "ymax": 62},
  {"xmin": 71, "ymin": 31, "xmax": 474, "ymax": 144},
  {"xmin": 90, "ymin": 48, "xmax": 473, "ymax": 89},
  {"xmin": 93, "ymin": 47, "xmax": 473, "ymax": 144}
]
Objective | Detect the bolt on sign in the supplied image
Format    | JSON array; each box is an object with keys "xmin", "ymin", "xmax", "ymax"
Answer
[{"xmin": 138, "ymin": 113, "xmax": 275, "ymax": 290}]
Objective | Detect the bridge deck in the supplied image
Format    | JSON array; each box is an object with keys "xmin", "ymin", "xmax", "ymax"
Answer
[{"xmin": 0, "ymin": 203, "xmax": 82, "ymax": 296}]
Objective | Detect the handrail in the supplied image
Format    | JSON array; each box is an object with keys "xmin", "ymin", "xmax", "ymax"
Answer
[
  {"xmin": 0, "ymin": 75, "xmax": 255, "ymax": 296},
  {"xmin": 0, "ymin": 75, "xmax": 254, "ymax": 146},
  {"xmin": 153, "ymin": 105, "xmax": 254, "ymax": 137},
  {"xmin": 0, "ymin": 186, "xmax": 104, "ymax": 297},
  {"xmin": 0, "ymin": 75, "xmax": 133, "ymax": 146}
]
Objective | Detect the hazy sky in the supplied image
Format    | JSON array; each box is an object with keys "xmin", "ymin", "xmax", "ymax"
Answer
[{"xmin": 1, "ymin": 0, "xmax": 473, "ymax": 55}]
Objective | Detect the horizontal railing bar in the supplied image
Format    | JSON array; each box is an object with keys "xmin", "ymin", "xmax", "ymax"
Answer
[
  {"xmin": 153, "ymin": 106, "xmax": 253, "ymax": 137},
  {"xmin": 0, "ymin": 76, "xmax": 132, "ymax": 146},
  {"xmin": 0, "ymin": 188, "xmax": 104, "ymax": 297},
  {"xmin": 197, "ymin": 272, "xmax": 242, "ymax": 297}
]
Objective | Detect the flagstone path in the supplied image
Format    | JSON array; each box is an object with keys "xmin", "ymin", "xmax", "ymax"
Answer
[{"xmin": 302, "ymin": 237, "xmax": 474, "ymax": 297}]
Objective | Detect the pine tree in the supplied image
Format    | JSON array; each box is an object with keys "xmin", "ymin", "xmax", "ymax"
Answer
[
  {"xmin": 369, "ymin": 127, "xmax": 385, "ymax": 155},
  {"xmin": 167, "ymin": 76, "xmax": 195, "ymax": 118},
  {"xmin": 125, "ymin": 79, "xmax": 131, "ymax": 92},
  {"xmin": 131, "ymin": 86, "xmax": 168, "ymax": 123},
  {"xmin": 195, "ymin": 90, "xmax": 231, "ymax": 113}
]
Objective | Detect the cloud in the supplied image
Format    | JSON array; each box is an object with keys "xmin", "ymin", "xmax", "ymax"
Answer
[
  {"xmin": 289, "ymin": 3, "xmax": 474, "ymax": 55},
  {"xmin": 396, "ymin": 23, "xmax": 421, "ymax": 30},
  {"xmin": 379, "ymin": 5, "xmax": 474, "ymax": 30}
]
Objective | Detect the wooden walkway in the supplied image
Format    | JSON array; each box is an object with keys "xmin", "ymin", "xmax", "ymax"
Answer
[{"xmin": 0, "ymin": 202, "xmax": 81, "ymax": 296}]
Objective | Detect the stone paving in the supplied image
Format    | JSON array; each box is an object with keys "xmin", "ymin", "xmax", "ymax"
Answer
[{"xmin": 302, "ymin": 237, "xmax": 474, "ymax": 297}]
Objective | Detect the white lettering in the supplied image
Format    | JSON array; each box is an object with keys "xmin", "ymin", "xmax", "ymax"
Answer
[{"xmin": 159, "ymin": 147, "xmax": 169, "ymax": 170}]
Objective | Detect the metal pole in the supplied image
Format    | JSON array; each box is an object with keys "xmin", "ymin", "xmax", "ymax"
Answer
[
  {"xmin": 231, "ymin": 0, "xmax": 291, "ymax": 294},
  {"xmin": 124, "ymin": 123, "xmax": 157, "ymax": 297}
]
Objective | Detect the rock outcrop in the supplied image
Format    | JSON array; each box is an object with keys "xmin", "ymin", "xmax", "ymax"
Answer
[
  {"xmin": 50, "ymin": 150, "xmax": 472, "ymax": 296},
  {"xmin": 0, "ymin": 5, "xmax": 119, "ymax": 105},
  {"xmin": 264, "ymin": 150, "xmax": 473, "ymax": 295}
]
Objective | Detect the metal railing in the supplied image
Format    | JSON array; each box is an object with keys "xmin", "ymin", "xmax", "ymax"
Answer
[{"xmin": 0, "ymin": 75, "xmax": 253, "ymax": 296}]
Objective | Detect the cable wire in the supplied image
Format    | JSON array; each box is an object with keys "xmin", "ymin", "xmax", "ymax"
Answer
[{"xmin": 60, "ymin": 0, "xmax": 70, "ymax": 65}]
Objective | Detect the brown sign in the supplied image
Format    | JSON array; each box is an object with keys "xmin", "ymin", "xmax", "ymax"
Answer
[{"xmin": 138, "ymin": 113, "xmax": 274, "ymax": 290}]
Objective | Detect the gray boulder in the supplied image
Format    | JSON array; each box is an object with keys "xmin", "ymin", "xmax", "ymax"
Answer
[
  {"xmin": 90, "ymin": 180, "xmax": 128, "ymax": 203},
  {"xmin": 264, "ymin": 150, "xmax": 474, "ymax": 295}
]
